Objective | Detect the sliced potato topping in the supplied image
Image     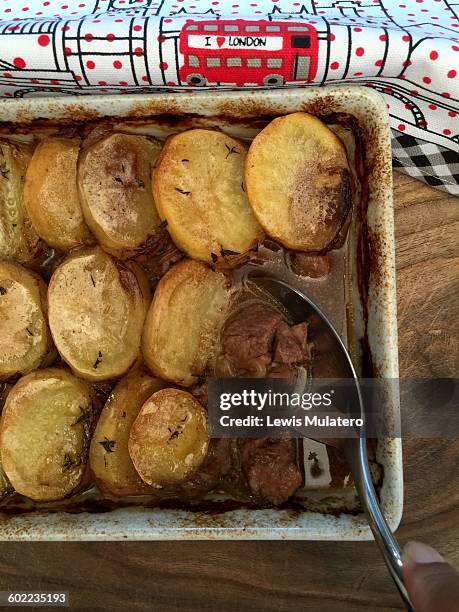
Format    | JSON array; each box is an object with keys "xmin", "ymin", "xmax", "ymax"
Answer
[
  {"xmin": 141, "ymin": 259, "xmax": 230, "ymax": 386},
  {"xmin": 245, "ymin": 112, "xmax": 351, "ymax": 252},
  {"xmin": 89, "ymin": 367, "xmax": 166, "ymax": 497},
  {"xmin": 0, "ymin": 139, "xmax": 40, "ymax": 265},
  {"xmin": 0, "ymin": 261, "xmax": 54, "ymax": 380},
  {"xmin": 24, "ymin": 137, "xmax": 94, "ymax": 252},
  {"xmin": 152, "ymin": 129, "xmax": 263, "ymax": 262},
  {"xmin": 0, "ymin": 368, "xmax": 96, "ymax": 501},
  {"xmin": 129, "ymin": 388, "xmax": 209, "ymax": 487},
  {"xmin": 48, "ymin": 246, "xmax": 149, "ymax": 381},
  {"xmin": 78, "ymin": 133, "xmax": 162, "ymax": 256}
]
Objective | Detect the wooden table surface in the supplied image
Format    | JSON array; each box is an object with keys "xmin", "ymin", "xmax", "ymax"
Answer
[{"xmin": 0, "ymin": 171, "xmax": 457, "ymax": 611}]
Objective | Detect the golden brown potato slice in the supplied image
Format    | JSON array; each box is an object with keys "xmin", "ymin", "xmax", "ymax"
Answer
[
  {"xmin": 129, "ymin": 388, "xmax": 208, "ymax": 487},
  {"xmin": 245, "ymin": 112, "xmax": 352, "ymax": 252},
  {"xmin": 152, "ymin": 129, "xmax": 263, "ymax": 263},
  {"xmin": 0, "ymin": 261, "xmax": 55, "ymax": 380},
  {"xmin": 89, "ymin": 367, "xmax": 166, "ymax": 497},
  {"xmin": 78, "ymin": 133, "xmax": 162, "ymax": 255},
  {"xmin": 142, "ymin": 259, "xmax": 230, "ymax": 386},
  {"xmin": 48, "ymin": 246, "xmax": 149, "ymax": 381},
  {"xmin": 24, "ymin": 137, "xmax": 94, "ymax": 252},
  {"xmin": 0, "ymin": 139, "xmax": 41, "ymax": 265},
  {"xmin": 0, "ymin": 368, "xmax": 97, "ymax": 501}
]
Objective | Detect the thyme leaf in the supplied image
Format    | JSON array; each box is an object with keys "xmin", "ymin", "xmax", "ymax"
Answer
[
  {"xmin": 175, "ymin": 187, "xmax": 191, "ymax": 196},
  {"xmin": 63, "ymin": 453, "xmax": 75, "ymax": 471},
  {"xmin": 181, "ymin": 158, "xmax": 189, "ymax": 162},
  {"xmin": 220, "ymin": 248, "xmax": 240, "ymax": 257},
  {"xmin": 225, "ymin": 144, "xmax": 239, "ymax": 159},
  {"xmin": 135, "ymin": 177, "xmax": 145, "ymax": 188},
  {"xmin": 73, "ymin": 406, "xmax": 91, "ymax": 427},
  {"xmin": 26, "ymin": 328, "xmax": 34, "ymax": 336},
  {"xmin": 93, "ymin": 350, "xmax": 103, "ymax": 369},
  {"xmin": 99, "ymin": 437, "xmax": 116, "ymax": 453},
  {"xmin": 90, "ymin": 274, "xmax": 96, "ymax": 288},
  {"xmin": 210, "ymin": 252, "xmax": 218, "ymax": 263},
  {"xmin": 0, "ymin": 286, "xmax": 6, "ymax": 295},
  {"xmin": 114, "ymin": 176, "xmax": 123, "ymax": 184},
  {"xmin": 159, "ymin": 219, "xmax": 168, "ymax": 230}
]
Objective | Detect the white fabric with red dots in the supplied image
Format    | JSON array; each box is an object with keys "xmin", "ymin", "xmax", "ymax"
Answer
[{"xmin": 0, "ymin": 0, "xmax": 457, "ymax": 193}]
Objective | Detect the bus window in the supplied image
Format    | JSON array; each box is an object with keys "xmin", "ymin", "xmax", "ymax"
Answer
[
  {"xmin": 267, "ymin": 58, "xmax": 282, "ymax": 68},
  {"xmin": 204, "ymin": 24, "xmax": 218, "ymax": 31},
  {"xmin": 186, "ymin": 25, "xmax": 198, "ymax": 31},
  {"xmin": 245, "ymin": 25, "xmax": 260, "ymax": 32},
  {"xmin": 291, "ymin": 36, "xmax": 311, "ymax": 48},
  {"xmin": 188, "ymin": 54, "xmax": 200, "ymax": 68},
  {"xmin": 247, "ymin": 58, "xmax": 261, "ymax": 67},
  {"xmin": 227, "ymin": 57, "xmax": 242, "ymax": 67},
  {"xmin": 224, "ymin": 25, "xmax": 238, "ymax": 31},
  {"xmin": 206, "ymin": 57, "xmax": 221, "ymax": 67},
  {"xmin": 266, "ymin": 25, "xmax": 280, "ymax": 31},
  {"xmin": 288, "ymin": 26, "xmax": 308, "ymax": 32}
]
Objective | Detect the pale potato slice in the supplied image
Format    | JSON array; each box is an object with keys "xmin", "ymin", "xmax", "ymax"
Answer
[
  {"xmin": 0, "ymin": 368, "xmax": 97, "ymax": 501},
  {"xmin": 48, "ymin": 246, "xmax": 149, "ymax": 381},
  {"xmin": 89, "ymin": 367, "xmax": 166, "ymax": 497},
  {"xmin": 152, "ymin": 129, "xmax": 263, "ymax": 263},
  {"xmin": 0, "ymin": 139, "xmax": 41, "ymax": 265},
  {"xmin": 129, "ymin": 388, "xmax": 209, "ymax": 487},
  {"xmin": 78, "ymin": 133, "xmax": 162, "ymax": 255},
  {"xmin": 142, "ymin": 259, "xmax": 230, "ymax": 386},
  {"xmin": 0, "ymin": 261, "xmax": 54, "ymax": 380},
  {"xmin": 24, "ymin": 136, "xmax": 94, "ymax": 252},
  {"xmin": 245, "ymin": 112, "xmax": 352, "ymax": 252}
]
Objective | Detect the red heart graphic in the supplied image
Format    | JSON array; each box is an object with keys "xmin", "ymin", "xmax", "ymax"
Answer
[{"xmin": 217, "ymin": 36, "xmax": 225, "ymax": 47}]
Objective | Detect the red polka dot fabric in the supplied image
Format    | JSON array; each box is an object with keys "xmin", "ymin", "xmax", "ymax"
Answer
[{"xmin": 0, "ymin": 0, "xmax": 457, "ymax": 193}]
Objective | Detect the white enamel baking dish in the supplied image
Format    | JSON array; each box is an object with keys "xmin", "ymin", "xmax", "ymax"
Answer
[{"xmin": 0, "ymin": 86, "xmax": 402, "ymax": 540}]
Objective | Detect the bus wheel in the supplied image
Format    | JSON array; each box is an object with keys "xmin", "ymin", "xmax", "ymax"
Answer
[
  {"xmin": 186, "ymin": 74, "xmax": 207, "ymax": 87},
  {"xmin": 263, "ymin": 74, "xmax": 284, "ymax": 86}
]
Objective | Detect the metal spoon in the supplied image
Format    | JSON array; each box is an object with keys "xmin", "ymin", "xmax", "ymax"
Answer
[{"xmin": 247, "ymin": 272, "xmax": 413, "ymax": 612}]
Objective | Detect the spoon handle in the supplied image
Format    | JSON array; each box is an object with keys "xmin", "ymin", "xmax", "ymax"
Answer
[{"xmin": 349, "ymin": 439, "xmax": 414, "ymax": 612}]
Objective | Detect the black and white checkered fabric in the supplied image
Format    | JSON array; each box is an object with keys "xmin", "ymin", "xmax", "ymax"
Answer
[{"xmin": 392, "ymin": 131, "xmax": 459, "ymax": 196}]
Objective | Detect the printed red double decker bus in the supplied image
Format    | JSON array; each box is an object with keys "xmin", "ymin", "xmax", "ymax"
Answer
[{"xmin": 179, "ymin": 19, "xmax": 319, "ymax": 87}]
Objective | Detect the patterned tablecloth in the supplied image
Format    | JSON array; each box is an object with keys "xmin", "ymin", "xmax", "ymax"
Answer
[{"xmin": 0, "ymin": 0, "xmax": 457, "ymax": 194}]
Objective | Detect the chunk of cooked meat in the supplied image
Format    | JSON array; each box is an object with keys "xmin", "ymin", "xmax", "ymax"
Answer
[
  {"xmin": 191, "ymin": 378, "xmax": 209, "ymax": 407},
  {"xmin": 291, "ymin": 253, "xmax": 331, "ymax": 279},
  {"xmin": 273, "ymin": 321, "xmax": 309, "ymax": 364},
  {"xmin": 221, "ymin": 303, "xmax": 313, "ymax": 378},
  {"xmin": 241, "ymin": 438, "xmax": 303, "ymax": 505},
  {"xmin": 222, "ymin": 303, "xmax": 282, "ymax": 363}
]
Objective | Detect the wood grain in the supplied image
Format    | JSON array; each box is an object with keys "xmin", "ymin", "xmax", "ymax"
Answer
[{"xmin": 0, "ymin": 172, "xmax": 457, "ymax": 611}]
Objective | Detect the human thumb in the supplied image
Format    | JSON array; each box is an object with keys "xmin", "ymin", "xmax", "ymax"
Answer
[{"xmin": 402, "ymin": 541, "xmax": 459, "ymax": 612}]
